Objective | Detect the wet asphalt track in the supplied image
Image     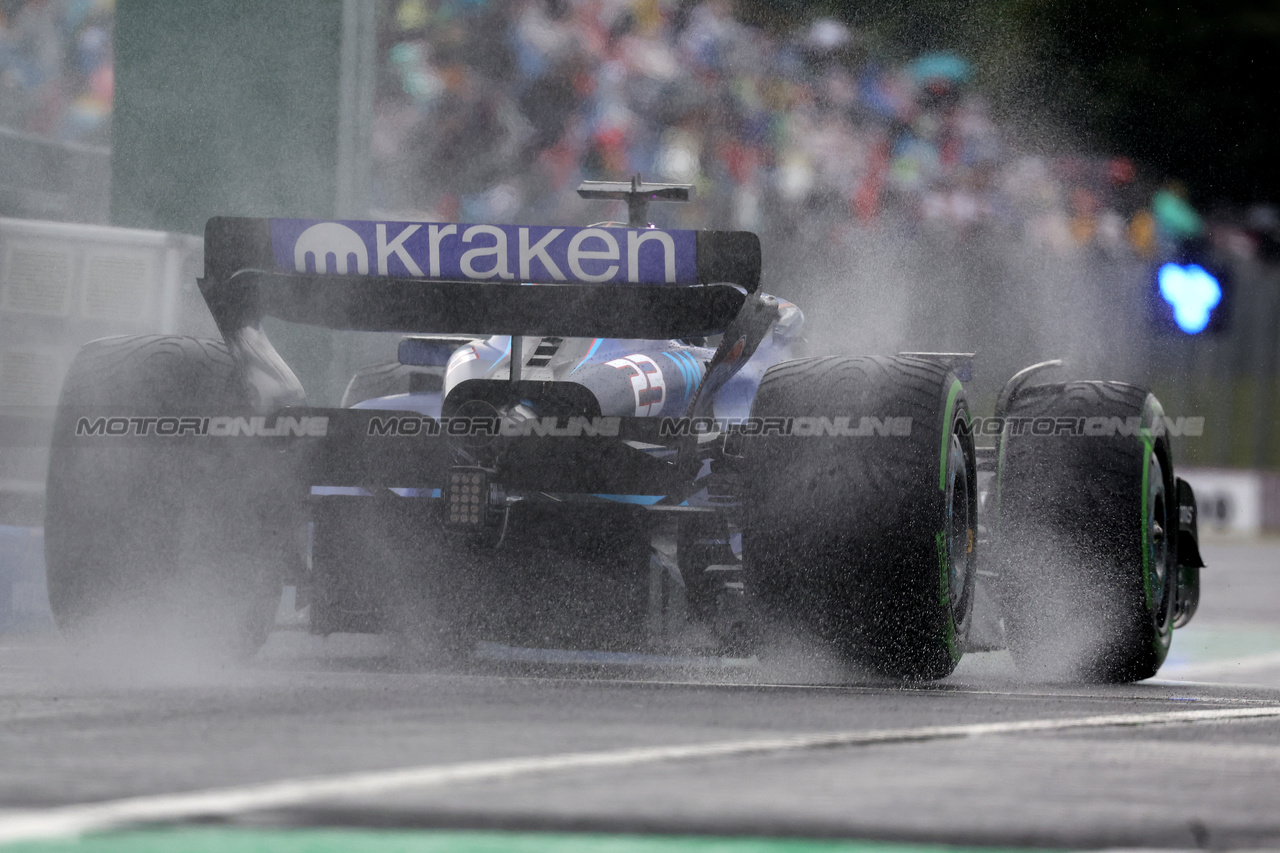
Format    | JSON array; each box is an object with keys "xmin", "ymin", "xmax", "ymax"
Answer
[{"xmin": 2, "ymin": 539, "xmax": 1279, "ymax": 849}]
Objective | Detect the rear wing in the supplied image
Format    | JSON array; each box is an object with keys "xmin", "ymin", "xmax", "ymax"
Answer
[{"xmin": 200, "ymin": 217, "xmax": 760, "ymax": 340}]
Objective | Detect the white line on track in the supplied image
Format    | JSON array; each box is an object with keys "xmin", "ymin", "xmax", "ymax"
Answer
[{"xmin": 2, "ymin": 705, "xmax": 1279, "ymax": 845}]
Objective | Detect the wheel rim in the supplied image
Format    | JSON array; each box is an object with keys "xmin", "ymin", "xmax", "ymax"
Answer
[
  {"xmin": 945, "ymin": 433, "xmax": 973, "ymax": 618},
  {"xmin": 1147, "ymin": 452, "xmax": 1170, "ymax": 628}
]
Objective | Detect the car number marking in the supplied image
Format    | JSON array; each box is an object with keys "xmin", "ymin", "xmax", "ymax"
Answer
[{"xmin": 607, "ymin": 354, "xmax": 666, "ymax": 416}]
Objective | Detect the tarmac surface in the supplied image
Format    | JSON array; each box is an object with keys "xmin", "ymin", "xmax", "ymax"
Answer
[{"xmin": 1, "ymin": 538, "xmax": 1279, "ymax": 849}]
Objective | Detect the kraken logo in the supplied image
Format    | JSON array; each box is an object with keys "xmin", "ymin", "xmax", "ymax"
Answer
[{"xmin": 294, "ymin": 222, "xmax": 369, "ymax": 274}]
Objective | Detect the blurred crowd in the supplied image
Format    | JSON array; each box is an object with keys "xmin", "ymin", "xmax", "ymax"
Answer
[
  {"xmin": 2, "ymin": 0, "xmax": 1277, "ymax": 264},
  {"xmin": 0, "ymin": 0, "xmax": 112, "ymax": 145},
  {"xmin": 373, "ymin": 0, "xmax": 1243, "ymax": 261}
]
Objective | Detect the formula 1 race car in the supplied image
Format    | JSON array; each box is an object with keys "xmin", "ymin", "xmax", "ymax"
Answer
[{"xmin": 44, "ymin": 179, "xmax": 1205, "ymax": 681}]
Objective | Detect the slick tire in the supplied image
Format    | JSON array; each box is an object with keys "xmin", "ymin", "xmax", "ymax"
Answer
[
  {"xmin": 341, "ymin": 362, "xmax": 443, "ymax": 408},
  {"xmin": 995, "ymin": 381, "xmax": 1177, "ymax": 683},
  {"xmin": 742, "ymin": 356, "xmax": 977, "ymax": 681},
  {"xmin": 44, "ymin": 335, "xmax": 297, "ymax": 658}
]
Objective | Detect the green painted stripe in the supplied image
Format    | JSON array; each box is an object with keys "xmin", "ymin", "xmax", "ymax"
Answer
[
  {"xmin": 0, "ymin": 828, "xmax": 1042, "ymax": 853},
  {"xmin": 938, "ymin": 379, "xmax": 962, "ymax": 491},
  {"xmin": 1164, "ymin": 625, "xmax": 1280, "ymax": 670}
]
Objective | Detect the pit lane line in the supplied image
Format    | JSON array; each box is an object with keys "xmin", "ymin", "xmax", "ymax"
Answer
[{"xmin": 3, "ymin": 705, "xmax": 1280, "ymax": 845}]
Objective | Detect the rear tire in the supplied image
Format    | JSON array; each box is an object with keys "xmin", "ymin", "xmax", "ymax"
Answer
[
  {"xmin": 742, "ymin": 356, "xmax": 976, "ymax": 681},
  {"xmin": 994, "ymin": 381, "xmax": 1177, "ymax": 682},
  {"xmin": 44, "ymin": 335, "xmax": 298, "ymax": 658}
]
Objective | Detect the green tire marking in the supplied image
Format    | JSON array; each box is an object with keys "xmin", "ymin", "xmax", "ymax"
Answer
[
  {"xmin": 0, "ymin": 827, "xmax": 1044, "ymax": 853},
  {"xmin": 938, "ymin": 379, "xmax": 962, "ymax": 492}
]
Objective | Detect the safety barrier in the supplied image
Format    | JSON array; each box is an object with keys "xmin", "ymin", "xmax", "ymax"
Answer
[
  {"xmin": 0, "ymin": 218, "xmax": 209, "ymax": 527},
  {"xmin": 1179, "ymin": 467, "xmax": 1280, "ymax": 537}
]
